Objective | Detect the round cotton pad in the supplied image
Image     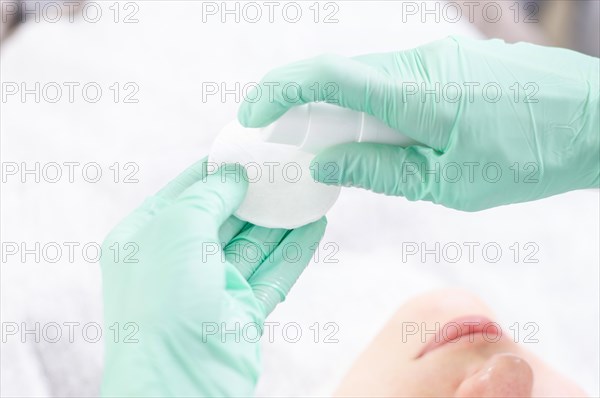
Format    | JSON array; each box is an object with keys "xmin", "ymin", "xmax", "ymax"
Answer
[{"xmin": 208, "ymin": 120, "xmax": 341, "ymax": 229}]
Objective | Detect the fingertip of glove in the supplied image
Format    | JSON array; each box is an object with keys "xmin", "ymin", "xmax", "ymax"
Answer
[
  {"xmin": 291, "ymin": 216, "xmax": 328, "ymax": 244},
  {"xmin": 237, "ymin": 101, "xmax": 274, "ymax": 128},
  {"xmin": 303, "ymin": 216, "xmax": 328, "ymax": 234},
  {"xmin": 314, "ymin": 216, "xmax": 328, "ymax": 232},
  {"xmin": 313, "ymin": 217, "xmax": 328, "ymax": 239},
  {"xmin": 239, "ymin": 98, "xmax": 293, "ymax": 128},
  {"xmin": 318, "ymin": 216, "xmax": 328, "ymax": 227},
  {"xmin": 237, "ymin": 102, "xmax": 253, "ymax": 127}
]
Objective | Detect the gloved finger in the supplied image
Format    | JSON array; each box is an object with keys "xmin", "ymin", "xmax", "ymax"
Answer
[
  {"xmin": 310, "ymin": 142, "xmax": 442, "ymax": 204},
  {"xmin": 104, "ymin": 157, "xmax": 212, "ymax": 244},
  {"xmin": 223, "ymin": 224, "xmax": 288, "ymax": 280},
  {"xmin": 158, "ymin": 158, "xmax": 250, "ymax": 244},
  {"xmin": 170, "ymin": 163, "xmax": 249, "ymax": 233},
  {"xmin": 219, "ymin": 216, "xmax": 248, "ymax": 245},
  {"xmin": 155, "ymin": 157, "xmax": 209, "ymax": 201},
  {"xmin": 237, "ymin": 51, "xmax": 442, "ymax": 150},
  {"xmin": 248, "ymin": 217, "xmax": 327, "ymax": 317},
  {"xmin": 102, "ymin": 195, "xmax": 170, "ymax": 249},
  {"xmin": 115, "ymin": 165, "xmax": 248, "ymax": 288},
  {"xmin": 238, "ymin": 54, "xmax": 388, "ymax": 126}
]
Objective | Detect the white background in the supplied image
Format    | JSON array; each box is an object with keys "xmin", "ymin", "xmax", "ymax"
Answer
[{"xmin": 1, "ymin": 1, "xmax": 598, "ymax": 396}]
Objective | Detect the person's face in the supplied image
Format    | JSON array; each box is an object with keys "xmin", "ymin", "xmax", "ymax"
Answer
[{"xmin": 334, "ymin": 289, "xmax": 587, "ymax": 398}]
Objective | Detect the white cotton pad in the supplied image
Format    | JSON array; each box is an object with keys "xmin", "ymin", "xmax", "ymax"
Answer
[
  {"xmin": 208, "ymin": 120, "xmax": 341, "ymax": 229},
  {"xmin": 209, "ymin": 103, "xmax": 417, "ymax": 229}
]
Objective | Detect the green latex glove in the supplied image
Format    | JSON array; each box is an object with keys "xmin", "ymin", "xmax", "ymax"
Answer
[
  {"xmin": 239, "ymin": 36, "xmax": 599, "ymax": 211},
  {"xmin": 101, "ymin": 159, "xmax": 326, "ymax": 397}
]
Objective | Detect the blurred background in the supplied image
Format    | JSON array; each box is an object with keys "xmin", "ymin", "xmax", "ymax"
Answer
[
  {"xmin": 1, "ymin": 1, "xmax": 599, "ymax": 397},
  {"xmin": 3, "ymin": 0, "xmax": 600, "ymax": 55}
]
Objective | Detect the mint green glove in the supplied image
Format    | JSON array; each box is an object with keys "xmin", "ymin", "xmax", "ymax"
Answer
[
  {"xmin": 239, "ymin": 36, "xmax": 599, "ymax": 211},
  {"xmin": 101, "ymin": 159, "xmax": 326, "ymax": 397}
]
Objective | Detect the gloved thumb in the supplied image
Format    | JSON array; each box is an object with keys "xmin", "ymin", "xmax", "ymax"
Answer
[
  {"xmin": 174, "ymin": 163, "xmax": 249, "ymax": 228},
  {"xmin": 310, "ymin": 142, "xmax": 440, "ymax": 203}
]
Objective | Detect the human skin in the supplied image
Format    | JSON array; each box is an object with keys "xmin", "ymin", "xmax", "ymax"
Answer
[{"xmin": 334, "ymin": 289, "xmax": 587, "ymax": 397}]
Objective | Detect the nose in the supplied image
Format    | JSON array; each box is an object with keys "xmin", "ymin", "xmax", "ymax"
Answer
[{"xmin": 455, "ymin": 353, "xmax": 534, "ymax": 398}]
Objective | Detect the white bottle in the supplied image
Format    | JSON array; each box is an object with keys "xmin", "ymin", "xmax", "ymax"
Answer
[{"xmin": 209, "ymin": 102, "xmax": 417, "ymax": 229}]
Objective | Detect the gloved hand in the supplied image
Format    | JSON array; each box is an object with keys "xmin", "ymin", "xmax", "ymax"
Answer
[
  {"xmin": 239, "ymin": 36, "xmax": 599, "ymax": 211},
  {"xmin": 101, "ymin": 159, "xmax": 326, "ymax": 397}
]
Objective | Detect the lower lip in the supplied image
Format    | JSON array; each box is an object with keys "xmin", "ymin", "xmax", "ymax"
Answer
[{"xmin": 417, "ymin": 315, "xmax": 502, "ymax": 358}]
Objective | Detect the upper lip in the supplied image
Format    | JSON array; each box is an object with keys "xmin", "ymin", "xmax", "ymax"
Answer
[{"xmin": 416, "ymin": 315, "xmax": 502, "ymax": 358}]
